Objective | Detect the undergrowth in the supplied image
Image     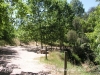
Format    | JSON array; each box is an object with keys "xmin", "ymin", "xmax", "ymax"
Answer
[{"xmin": 40, "ymin": 51, "xmax": 96, "ymax": 75}]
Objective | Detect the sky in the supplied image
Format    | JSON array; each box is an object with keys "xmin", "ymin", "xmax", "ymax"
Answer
[{"xmin": 67, "ymin": 0, "xmax": 99, "ymax": 12}]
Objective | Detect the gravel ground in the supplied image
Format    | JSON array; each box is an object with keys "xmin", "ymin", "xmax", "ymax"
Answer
[{"xmin": 0, "ymin": 46, "xmax": 51, "ymax": 75}]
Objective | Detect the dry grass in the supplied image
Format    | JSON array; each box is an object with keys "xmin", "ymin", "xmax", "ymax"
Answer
[
  {"xmin": 0, "ymin": 40, "xmax": 9, "ymax": 46},
  {"xmin": 40, "ymin": 51, "xmax": 95, "ymax": 75},
  {"xmin": 12, "ymin": 38, "xmax": 20, "ymax": 46}
]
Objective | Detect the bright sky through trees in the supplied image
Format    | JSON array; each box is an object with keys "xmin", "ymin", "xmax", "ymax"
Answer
[{"xmin": 67, "ymin": 0, "xmax": 99, "ymax": 12}]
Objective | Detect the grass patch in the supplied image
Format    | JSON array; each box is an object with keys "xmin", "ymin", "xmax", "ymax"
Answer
[
  {"xmin": 40, "ymin": 51, "xmax": 64, "ymax": 68},
  {"xmin": 40, "ymin": 51, "xmax": 95, "ymax": 75}
]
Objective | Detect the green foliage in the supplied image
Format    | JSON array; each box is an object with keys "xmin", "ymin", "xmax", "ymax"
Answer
[
  {"xmin": 77, "ymin": 38, "xmax": 84, "ymax": 46},
  {"xmin": 70, "ymin": 0, "xmax": 84, "ymax": 17},
  {"xmin": 72, "ymin": 17, "xmax": 81, "ymax": 31},
  {"xmin": 95, "ymin": 44, "xmax": 100, "ymax": 64},
  {"xmin": 40, "ymin": 51, "xmax": 95, "ymax": 75},
  {"xmin": 18, "ymin": 0, "xmax": 74, "ymax": 48},
  {"xmin": 87, "ymin": 7, "xmax": 96, "ymax": 14},
  {"xmin": 0, "ymin": 0, "xmax": 15, "ymax": 44},
  {"xmin": 0, "ymin": 0, "xmax": 99, "ymax": 64},
  {"xmin": 40, "ymin": 51, "xmax": 64, "ymax": 68},
  {"xmin": 67, "ymin": 30, "xmax": 77, "ymax": 45},
  {"xmin": 0, "ymin": 40, "xmax": 8, "ymax": 46},
  {"xmin": 86, "ymin": 6, "xmax": 100, "ymax": 50},
  {"xmin": 72, "ymin": 53, "xmax": 81, "ymax": 62}
]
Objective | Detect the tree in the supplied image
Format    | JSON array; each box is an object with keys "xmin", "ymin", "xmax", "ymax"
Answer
[
  {"xmin": 67, "ymin": 30, "xmax": 78, "ymax": 46},
  {"xmin": 70, "ymin": 0, "xmax": 84, "ymax": 17},
  {"xmin": 20, "ymin": 0, "xmax": 74, "ymax": 49},
  {"xmin": 0, "ymin": 0, "xmax": 15, "ymax": 44},
  {"xmin": 96, "ymin": 0, "xmax": 99, "ymax": 1},
  {"xmin": 47, "ymin": 0, "xmax": 74, "ymax": 49},
  {"xmin": 72, "ymin": 17, "xmax": 82, "ymax": 32},
  {"xmin": 83, "ymin": 5, "xmax": 100, "ymax": 63},
  {"xmin": 87, "ymin": 7, "xmax": 96, "ymax": 14}
]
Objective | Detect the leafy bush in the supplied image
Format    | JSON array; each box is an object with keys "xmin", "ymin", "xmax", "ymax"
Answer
[
  {"xmin": 0, "ymin": 40, "xmax": 8, "ymax": 46},
  {"xmin": 72, "ymin": 53, "xmax": 81, "ymax": 62}
]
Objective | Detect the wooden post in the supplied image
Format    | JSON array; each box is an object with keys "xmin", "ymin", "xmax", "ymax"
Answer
[
  {"xmin": 45, "ymin": 46, "xmax": 47, "ymax": 60},
  {"xmin": 64, "ymin": 51, "xmax": 67, "ymax": 75}
]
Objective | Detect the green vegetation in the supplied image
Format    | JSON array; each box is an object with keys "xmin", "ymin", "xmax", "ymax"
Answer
[
  {"xmin": 40, "ymin": 51, "xmax": 94, "ymax": 75},
  {"xmin": 40, "ymin": 51, "xmax": 64, "ymax": 68},
  {"xmin": 0, "ymin": 0, "xmax": 100, "ymax": 72},
  {"xmin": 0, "ymin": 40, "xmax": 8, "ymax": 46}
]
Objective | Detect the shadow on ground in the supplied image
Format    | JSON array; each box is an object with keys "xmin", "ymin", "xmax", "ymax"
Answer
[{"xmin": 0, "ymin": 47, "xmax": 17, "ymax": 75}]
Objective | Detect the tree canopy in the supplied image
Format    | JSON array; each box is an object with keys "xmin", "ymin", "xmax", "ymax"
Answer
[
  {"xmin": 0, "ymin": 0, "xmax": 100, "ymax": 64},
  {"xmin": 70, "ymin": 0, "xmax": 84, "ymax": 17}
]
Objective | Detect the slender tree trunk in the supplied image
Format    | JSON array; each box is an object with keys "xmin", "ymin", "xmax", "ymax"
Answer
[{"xmin": 51, "ymin": 41, "xmax": 53, "ymax": 50}]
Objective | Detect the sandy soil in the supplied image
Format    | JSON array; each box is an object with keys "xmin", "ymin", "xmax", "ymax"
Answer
[{"xmin": 0, "ymin": 46, "xmax": 51, "ymax": 75}]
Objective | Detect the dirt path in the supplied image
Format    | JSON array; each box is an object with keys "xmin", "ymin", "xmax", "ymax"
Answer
[{"xmin": 0, "ymin": 46, "xmax": 51, "ymax": 75}]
